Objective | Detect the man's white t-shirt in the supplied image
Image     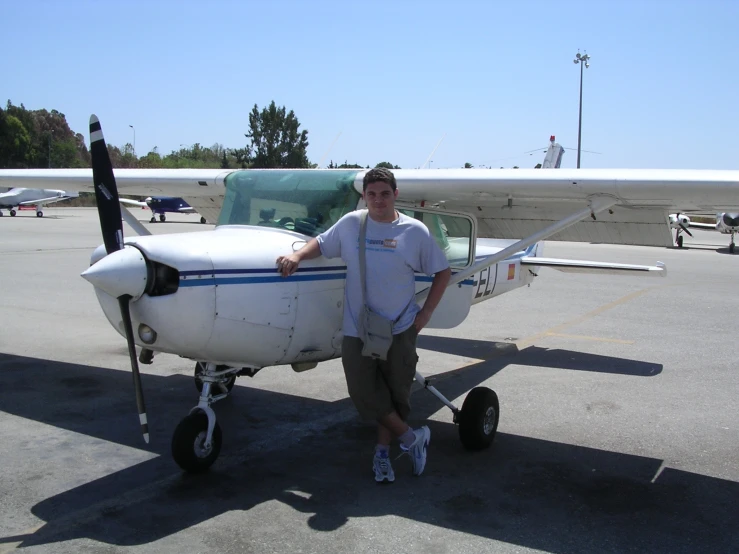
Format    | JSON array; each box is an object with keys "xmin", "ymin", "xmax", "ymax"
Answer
[{"xmin": 317, "ymin": 210, "xmax": 450, "ymax": 337}]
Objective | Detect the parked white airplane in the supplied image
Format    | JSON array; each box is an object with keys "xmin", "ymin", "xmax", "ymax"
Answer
[
  {"xmin": 0, "ymin": 187, "xmax": 79, "ymax": 217},
  {"xmin": 1, "ymin": 116, "xmax": 739, "ymax": 473},
  {"xmin": 680, "ymin": 212, "xmax": 739, "ymax": 253}
]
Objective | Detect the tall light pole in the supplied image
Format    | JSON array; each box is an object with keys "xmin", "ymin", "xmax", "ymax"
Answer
[
  {"xmin": 573, "ymin": 51, "xmax": 590, "ymax": 169},
  {"xmin": 129, "ymin": 124, "xmax": 136, "ymax": 157}
]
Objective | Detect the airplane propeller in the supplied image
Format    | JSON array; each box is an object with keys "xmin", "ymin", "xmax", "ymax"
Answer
[
  {"xmin": 676, "ymin": 213, "xmax": 693, "ymax": 237},
  {"xmin": 87, "ymin": 114, "xmax": 150, "ymax": 444}
]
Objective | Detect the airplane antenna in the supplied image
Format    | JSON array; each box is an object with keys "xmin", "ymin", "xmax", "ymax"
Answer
[
  {"xmin": 316, "ymin": 131, "xmax": 342, "ymax": 168},
  {"xmin": 422, "ymin": 133, "xmax": 446, "ymax": 169}
]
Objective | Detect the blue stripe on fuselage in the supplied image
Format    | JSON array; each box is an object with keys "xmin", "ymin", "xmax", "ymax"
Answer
[{"xmin": 178, "ymin": 267, "xmax": 474, "ymax": 287}]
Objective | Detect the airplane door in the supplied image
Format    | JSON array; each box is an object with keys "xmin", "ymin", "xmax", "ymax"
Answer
[{"xmin": 398, "ymin": 206, "xmax": 477, "ymax": 330}]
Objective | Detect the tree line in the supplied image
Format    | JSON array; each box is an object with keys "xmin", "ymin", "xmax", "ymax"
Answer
[{"xmin": 0, "ymin": 100, "xmax": 404, "ymax": 171}]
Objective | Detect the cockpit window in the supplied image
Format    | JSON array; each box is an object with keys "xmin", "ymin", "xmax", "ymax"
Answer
[{"xmin": 218, "ymin": 170, "xmax": 362, "ymax": 236}]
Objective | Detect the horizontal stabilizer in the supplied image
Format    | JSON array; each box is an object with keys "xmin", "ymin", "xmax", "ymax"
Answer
[
  {"xmin": 177, "ymin": 207, "xmax": 197, "ymax": 213},
  {"xmin": 521, "ymin": 257, "xmax": 666, "ymax": 277},
  {"xmin": 119, "ymin": 198, "xmax": 148, "ymax": 208}
]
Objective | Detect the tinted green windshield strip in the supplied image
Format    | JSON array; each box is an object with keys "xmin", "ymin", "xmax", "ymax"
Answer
[{"xmin": 218, "ymin": 169, "xmax": 361, "ymax": 236}]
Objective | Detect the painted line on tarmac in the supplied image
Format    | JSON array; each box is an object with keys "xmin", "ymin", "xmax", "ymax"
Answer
[
  {"xmin": 514, "ymin": 287, "xmax": 654, "ymax": 349},
  {"xmin": 543, "ymin": 332, "xmax": 635, "ymax": 344}
]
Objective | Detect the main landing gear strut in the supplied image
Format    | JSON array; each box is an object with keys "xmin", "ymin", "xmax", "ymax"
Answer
[{"xmin": 171, "ymin": 364, "xmax": 500, "ymax": 473}]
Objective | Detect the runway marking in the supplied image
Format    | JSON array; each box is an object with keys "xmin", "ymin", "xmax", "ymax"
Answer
[
  {"xmin": 543, "ymin": 332, "xmax": 634, "ymax": 344},
  {"xmin": 515, "ymin": 288, "xmax": 653, "ymax": 349}
]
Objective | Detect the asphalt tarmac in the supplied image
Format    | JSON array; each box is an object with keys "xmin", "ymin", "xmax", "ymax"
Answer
[{"xmin": 0, "ymin": 208, "xmax": 737, "ymax": 553}]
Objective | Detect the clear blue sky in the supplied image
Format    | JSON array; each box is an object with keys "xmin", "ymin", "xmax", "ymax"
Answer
[{"xmin": 4, "ymin": 0, "xmax": 739, "ymax": 169}]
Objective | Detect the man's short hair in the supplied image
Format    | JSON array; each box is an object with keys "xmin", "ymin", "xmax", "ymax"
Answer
[{"xmin": 363, "ymin": 167, "xmax": 397, "ymax": 192}]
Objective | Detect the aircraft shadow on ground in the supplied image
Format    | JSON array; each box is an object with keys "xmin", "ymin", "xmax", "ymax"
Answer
[
  {"xmin": 417, "ymin": 335, "xmax": 662, "ymax": 377},
  {"xmin": 1, "ymin": 352, "xmax": 734, "ymax": 553}
]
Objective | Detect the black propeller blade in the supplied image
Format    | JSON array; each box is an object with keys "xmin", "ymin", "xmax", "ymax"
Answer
[
  {"xmin": 89, "ymin": 114, "xmax": 150, "ymax": 444},
  {"xmin": 679, "ymin": 223, "xmax": 693, "ymax": 237}
]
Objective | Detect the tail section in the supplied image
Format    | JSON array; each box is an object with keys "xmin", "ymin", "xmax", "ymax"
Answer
[{"xmin": 541, "ymin": 136, "xmax": 565, "ymax": 168}]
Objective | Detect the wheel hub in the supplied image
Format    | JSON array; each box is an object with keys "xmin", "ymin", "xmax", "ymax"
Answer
[
  {"xmin": 483, "ymin": 406, "xmax": 496, "ymax": 435},
  {"xmin": 193, "ymin": 431, "xmax": 213, "ymax": 458}
]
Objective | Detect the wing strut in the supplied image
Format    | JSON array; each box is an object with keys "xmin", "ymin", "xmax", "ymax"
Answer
[{"xmin": 416, "ymin": 195, "xmax": 618, "ymax": 302}]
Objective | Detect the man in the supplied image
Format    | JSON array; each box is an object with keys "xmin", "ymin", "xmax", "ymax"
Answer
[{"xmin": 276, "ymin": 168, "xmax": 451, "ymax": 483}]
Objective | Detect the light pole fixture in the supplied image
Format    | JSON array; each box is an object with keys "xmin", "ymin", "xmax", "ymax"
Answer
[
  {"xmin": 129, "ymin": 124, "xmax": 136, "ymax": 157},
  {"xmin": 573, "ymin": 50, "xmax": 590, "ymax": 169}
]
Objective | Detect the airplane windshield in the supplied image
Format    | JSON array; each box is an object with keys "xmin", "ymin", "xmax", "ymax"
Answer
[{"xmin": 217, "ymin": 170, "xmax": 362, "ymax": 236}]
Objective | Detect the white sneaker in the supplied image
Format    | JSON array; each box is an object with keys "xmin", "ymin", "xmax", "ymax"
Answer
[
  {"xmin": 400, "ymin": 426, "xmax": 431, "ymax": 476},
  {"xmin": 373, "ymin": 450, "xmax": 395, "ymax": 483}
]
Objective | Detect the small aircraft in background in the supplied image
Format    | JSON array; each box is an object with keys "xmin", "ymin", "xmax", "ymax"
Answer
[
  {"xmin": 672, "ymin": 212, "xmax": 739, "ymax": 253},
  {"xmin": 119, "ymin": 196, "xmax": 208, "ymax": 224},
  {"xmin": 669, "ymin": 212, "xmax": 739, "ymax": 252},
  {"xmin": 0, "ymin": 187, "xmax": 79, "ymax": 217}
]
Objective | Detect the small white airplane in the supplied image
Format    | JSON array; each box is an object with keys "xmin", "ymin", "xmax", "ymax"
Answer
[
  {"xmin": 2, "ymin": 115, "xmax": 739, "ymax": 474},
  {"xmin": 671, "ymin": 212, "xmax": 739, "ymax": 253},
  {"xmin": 0, "ymin": 187, "xmax": 79, "ymax": 217}
]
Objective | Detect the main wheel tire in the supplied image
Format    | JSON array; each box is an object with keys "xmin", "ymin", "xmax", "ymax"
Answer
[
  {"xmin": 194, "ymin": 362, "xmax": 236, "ymax": 393},
  {"xmin": 676, "ymin": 235, "xmax": 683, "ymax": 248},
  {"xmin": 36, "ymin": 211, "xmax": 43, "ymax": 217},
  {"xmin": 200, "ymin": 216, "xmax": 206, "ymax": 224},
  {"xmin": 730, "ymin": 243, "xmax": 735, "ymax": 254},
  {"xmin": 171, "ymin": 412, "xmax": 222, "ymax": 473},
  {"xmin": 458, "ymin": 387, "xmax": 499, "ymax": 451},
  {"xmin": 150, "ymin": 216, "xmax": 156, "ymax": 223},
  {"xmin": 10, "ymin": 209, "xmax": 16, "ymax": 217},
  {"xmin": 159, "ymin": 214, "xmax": 166, "ymax": 222}
]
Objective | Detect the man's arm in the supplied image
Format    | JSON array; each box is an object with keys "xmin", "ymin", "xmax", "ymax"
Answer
[
  {"xmin": 414, "ymin": 267, "xmax": 452, "ymax": 331},
  {"xmin": 276, "ymin": 238, "xmax": 322, "ymax": 277}
]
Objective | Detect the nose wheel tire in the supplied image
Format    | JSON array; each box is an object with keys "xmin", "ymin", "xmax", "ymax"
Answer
[
  {"xmin": 171, "ymin": 412, "xmax": 222, "ymax": 473},
  {"xmin": 194, "ymin": 362, "xmax": 236, "ymax": 393},
  {"xmin": 676, "ymin": 235, "xmax": 683, "ymax": 248},
  {"xmin": 458, "ymin": 387, "xmax": 499, "ymax": 451}
]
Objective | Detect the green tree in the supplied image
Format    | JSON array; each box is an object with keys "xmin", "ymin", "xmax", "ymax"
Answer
[
  {"xmin": 338, "ymin": 160, "xmax": 364, "ymax": 169},
  {"xmin": 375, "ymin": 161, "xmax": 401, "ymax": 169},
  {"xmin": 0, "ymin": 114, "xmax": 32, "ymax": 168},
  {"xmin": 245, "ymin": 101, "xmax": 310, "ymax": 168},
  {"xmin": 464, "ymin": 162, "xmax": 473, "ymax": 168}
]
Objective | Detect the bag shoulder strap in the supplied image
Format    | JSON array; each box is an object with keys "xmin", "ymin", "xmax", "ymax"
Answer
[{"xmin": 359, "ymin": 210, "xmax": 368, "ymax": 308}]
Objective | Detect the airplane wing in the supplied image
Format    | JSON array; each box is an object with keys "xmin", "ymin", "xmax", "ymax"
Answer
[
  {"xmin": 119, "ymin": 198, "xmax": 149, "ymax": 208},
  {"xmin": 387, "ymin": 168, "xmax": 739, "ymax": 247},
  {"xmin": 18, "ymin": 195, "xmax": 75, "ymax": 206},
  {"xmin": 2, "ymin": 167, "xmax": 739, "ymax": 247},
  {"xmin": 520, "ymin": 257, "xmax": 666, "ymax": 276},
  {"xmin": 688, "ymin": 221, "xmax": 717, "ymax": 230}
]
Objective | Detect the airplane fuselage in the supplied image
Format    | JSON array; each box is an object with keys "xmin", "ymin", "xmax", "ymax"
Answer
[
  {"xmin": 88, "ymin": 226, "xmax": 538, "ymax": 370},
  {"xmin": 0, "ymin": 187, "xmax": 68, "ymax": 208}
]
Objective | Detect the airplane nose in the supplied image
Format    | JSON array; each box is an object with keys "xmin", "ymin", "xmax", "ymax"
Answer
[
  {"xmin": 81, "ymin": 246, "xmax": 149, "ymax": 300},
  {"xmin": 722, "ymin": 213, "xmax": 739, "ymax": 227}
]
